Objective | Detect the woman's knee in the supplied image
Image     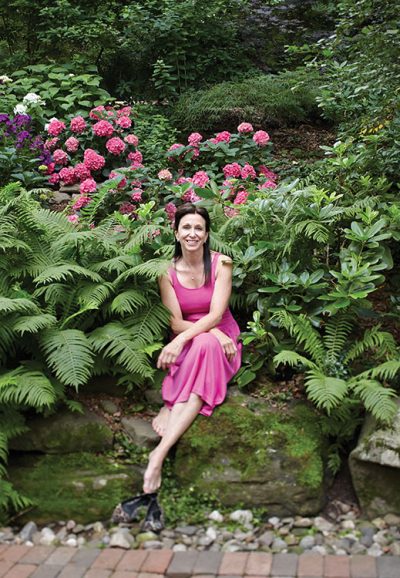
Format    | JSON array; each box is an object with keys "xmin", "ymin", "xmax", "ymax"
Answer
[{"xmin": 192, "ymin": 332, "xmax": 218, "ymax": 349}]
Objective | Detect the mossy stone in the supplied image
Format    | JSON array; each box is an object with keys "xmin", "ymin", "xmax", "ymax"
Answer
[
  {"xmin": 173, "ymin": 396, "xmax": 327, "ymax": 516},
  {"xmin": 8, "ymin": 452, "xmax": 143, "ymax": 524},
  {"xmin": 10, "ymin": 406, "xmax": 113, "ymax": 454}
]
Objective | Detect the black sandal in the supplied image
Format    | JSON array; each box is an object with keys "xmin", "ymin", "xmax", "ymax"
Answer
[
  {"xmin": 111, "ymin": 493, "xmax": 155, "ymax": 524},
  {"xmin": 141, "ymin": 493, "xmax": 165, "ymax": 533}
]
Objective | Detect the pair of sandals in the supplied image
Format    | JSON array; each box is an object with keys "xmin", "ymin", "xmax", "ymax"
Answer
[{"xmin": 111, "ymin": 492, "xmax": 164, "ymax": 533}]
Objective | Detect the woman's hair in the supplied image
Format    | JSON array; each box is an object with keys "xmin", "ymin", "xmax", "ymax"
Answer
[{"xmin": 173, "ymin": 203, "xmax": 211, "ymax": 284}]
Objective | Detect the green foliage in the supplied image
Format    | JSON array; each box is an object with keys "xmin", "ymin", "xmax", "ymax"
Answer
[{"xmin": 172, "ymin": 70, "xmax": 322, "ymax": 133}]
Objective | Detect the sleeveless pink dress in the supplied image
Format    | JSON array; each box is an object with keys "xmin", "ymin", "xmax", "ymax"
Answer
[{"xmin": 161, "ymin": 252, "xmax": 242, "ymax": 416}]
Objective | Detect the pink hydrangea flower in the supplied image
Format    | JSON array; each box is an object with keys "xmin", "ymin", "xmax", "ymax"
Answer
[
  {"xmin": 83, "ymin": 149, "xmax": 105, "ymax": 171},
  {"xmin": 65, "ymin": 137, "xmax": 79, "ymax": 153},
  {"xmin": 188, "ymin": 132, "xmax": 203, "ymax": 146},
  {"xmin": 93, "ymin": 120, "xmax": 114, "ymax": 138},
  {"xmin": 117, "ymin": 106, "xmax": 132, "ymax": 117},
  {"xmin": 174, "ymin": 177, "xmax": 192, "ymax": 185},
  {"xmin": 59, "ymin": 167, "xmax": 76, "ymax": 185},
  {"xmin": 234, "ymin": 190, "xmax": 249, "ymax": 205},
  {"xmin": 53, "ymin": 149, "xmax": 68, "ymax": 165},
  {"xmin": 116, "ymin": 116, "xmax": 132, "ymax": 129},
  {"xmin": 158, "ymin": 169, "xmax": 173, "ymax": 181},
  {"xmin": 214, "ymin": 131, "xmax": 231, "ymax": 143},
  {"xmin": 72, "ymin": 195, "xmax": 91, "ymax": 210},
  {"xmin": 192, "ymin": 170, "xmax": 209, "ymax": 188},
  {"xmin": 46, "ymin": 162, "xmax": 55, "ymax": 175},
  {"xmin": 131, "ymin": 189, "xmax": 143, "ymax": 202},
  {"xmin": 224, "ymin": 206, "xmax": 239, "ymax": 218},
  {"xmin": 44, "ymin": 137, "xmax": 59, "ymax": 150},
  {"xmin": 241, "ymin": 163, "xmax": 256, "ymax": 180},
  {"xmin": 253, "ymin": 130, "xmax": 270, "ymax": 146},
  {"xmin": 124, "ymin": 134, "xmax": 139, "ymax": 146},
  {"xmin": 74, "ymin": 163, "xmax": 91, "ymax": 181},
  {"xmin": 119, "ymin": 202, "xmax": 136, "ymax": 215},
  {"xmin": 165, "ymin": 202, "xmax": 177, "ymax": 223},
  {"xmin": 89, "ymin": 106, "xmax": 106, "ymax": 120},
  {"xmin": 109, "ymin": 171, "xmax": 127, "ymax": 189},
  {"xmin": 67, "ymin": 214, "xmax": 79, "ymax": 223},
  {"xmin": 182, "ymin": 189, "xmax": 201, "ymax": 203},
  {"xmin": 237, "ymin": 122, "xmax": 254, "ymax": 133},
  {"xmin": 223, "ymin": 162, "xmax": 241, "ymax": 178},
  {"xmin": 191, "ymin": 147, "xmax": 200, "ymax": 159},
  {"xmin": 47, "ymin": 119, "xmax": 66, "ymax": 136},
  {"xmin": 258, "ymin": 165, "xmax": 277, "ymax": 181},
  {"xmin": 80, "ymin": 178, "xmax": 97, "ymax": 194},
  {"xmin": 259, "ymin": 180, "xmax": 277, "ymax": 189},
  {"xmin": 106, "ymin": 137, "xmax": 126, "ymax": 155},
  {"xmin": 130, "ymin": 161, "xmax": 144, "ymax": 170},
  {"xmin": 168, "ymin": 143, "xmax": 185, "ymax": 151},
  {"xmin": 48, "ymin": 173, "xmax": 60, "ymax": 185},
  {"xmin": 70, "ymin": 116, "xmax": 86, "ymax": 134},
  {"xmin": 128, "ymin": 151, "xmax": 143, "ymax": 164}
]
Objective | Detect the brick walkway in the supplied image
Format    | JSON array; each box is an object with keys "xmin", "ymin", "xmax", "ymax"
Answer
[{"xmin": 1, "ymin": 545, "xmax": 400, "ymax": 578}]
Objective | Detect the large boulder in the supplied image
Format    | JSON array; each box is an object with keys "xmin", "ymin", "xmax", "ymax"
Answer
[
  {"xmin": 349, "ymin": 399, "xmax": 400, "ymax": 518},
  {"xmin": 10, "ymin": 406, "xmax": 113, "ymax": 454},
  {"xmin": 8, "ymin": 452, "xmax": 143, "ymax": 524},
  {"xmin": 173, "ymin": 393, "xmax": 327, "ymax": 516}
]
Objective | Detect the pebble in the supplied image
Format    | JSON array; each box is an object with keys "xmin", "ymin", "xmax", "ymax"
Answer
[{"xmin": 1, "ymin": 506, "xmax": 399, "ymax": 556}]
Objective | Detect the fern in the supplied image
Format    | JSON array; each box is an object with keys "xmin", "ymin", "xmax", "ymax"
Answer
[
  {"xmin": 13, "ymin": 314, "xmax": 57, "ymax": 335},
  {"xmin": 368, "ymin": 360, "xmax": 400, "ymax": 381},
  {"xmin": 0, "ymin": 297, "xmax": 39, "ymax": 315},
  {"xmin": 345, "ymin": 326, "xmax": 398, "ymax": 363},
  {"xmin": 273, "ymin": 350, "xmax": 317, "ymax": 369},
  {"xmin": 305, "ymin": 370, "xmax": 348, "ymax": 413},
  {"xmin": 110, "ymin": 290, "xmax": 149, "ymax": 315},
  {"xmin": 323, "ymin": 314, "xmax": 353, "ymax": 364},
  {"xmin": 0, "ymin": 368, "xmax": 57, "ymax": 408},
  {"xmin": 90, "ymin": 254, "xmax": 140, "ymax": 274},
  {"xmin": 34, "ymin": 263, "xmax": 103, "ymax": 285},
  {"xmin": 350, "ymin": 378, "xmax": 397, "ymax": 423},
  {"xmin": 40, "ymin": 329, "xmax": 95, "ymax": 387},
  {"xmin": 115, "ymin": 258, "xmax": 170, "ymax": 283}
]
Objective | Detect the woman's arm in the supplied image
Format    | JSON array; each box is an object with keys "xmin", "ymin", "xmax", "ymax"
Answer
[{"xmin": 158, "ymin": 274, "xmax": 194, "ymax": 334}]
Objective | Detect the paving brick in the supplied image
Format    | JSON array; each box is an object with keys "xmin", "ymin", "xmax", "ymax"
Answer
[
  {"xmin": 0, "ymin": 559, "xmax": 15, "ymax": 577},
  {"xmin": 2, "ymin": 545, "xmax": 30, "ymax": 562},
  {"xmin": 30, "ymin": 566, "xmax": 63, "ymax": 578},
  {"xmin": 70, "ymin": 548, "xmax": 101, "ymax": 567},
  {"xmin": 6, "ymin": 564, "xmax": 38, "ymax": 578},
  {"xmin": 166, "ymin": 551, "xmax": 199, "ymax": 578},
  {"xmin": 245, "ymin": 552, "xmax": 272, "ymax": 576},
  {"xmin": 138, "ymin": 574, "xmax": 165, "ymax": 578},
  {"xmin": 20, "ymin": 547, "xmax": 55, "ymax": 565},
  {"xmin": 271, "ymin": 554, "xmax": 298, "ymax": 577},
  {"xmin": 92, "ymin": 548, "xmax": 125, "ymax": 570},
  {"xmin": 350, "ymin": 555, "xmax": 377, "ymax": 578},
  {"xmin": 111, "ymin": 572, "xmax": 139, "ymax": 578},
  {"xmin": 116, "ymin": 550, "xmax": 148, "ymax": 572},
  {"xmin": 140, "ymin": 550, "xmax": 173, "ymax": 574},
  {"xmin": 0, "ymin": 545, "xmax": 8, "ymax": 557},
  {"xmin": 298, "ymin": 554, "xmax": 323, "ymax": 577},
  {"xmin": 57, "ymin": 563, "xmax": 87, "ymax": 578},
  {"xmin": 44, "ymin": 547, "xmax": 75, "ymax": 567},
  {"xmin": 377, "ymin": 557, "xmax": 400, "ymax": 578},
  {"xmin": 324, "ymin": 556, "xmax": 350, "ymax": 578},
  {"xmin": 83, "ymin": 569, "xmax": 111, "ymax": 578},
  {"xmin": 219, "ymin": 553, "xmax": 249, "ymax": 576},
  {"xmin": 193, "ymin": 551, "xmax": 223, "ymax": 575}
]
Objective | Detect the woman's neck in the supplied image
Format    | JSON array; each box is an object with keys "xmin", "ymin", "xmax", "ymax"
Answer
[{"xmin": 180, "ymin": 249, "xmax": 204, "ymax": 267}]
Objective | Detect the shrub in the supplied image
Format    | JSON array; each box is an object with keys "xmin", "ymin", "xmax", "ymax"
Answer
[{"xmin": 171, "ymin": 70, "xmax": 323, "ymax": 133}]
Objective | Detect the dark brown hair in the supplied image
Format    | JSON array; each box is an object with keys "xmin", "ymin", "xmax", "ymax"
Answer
[{"xmin": 173, "ymin": 203, "xmax": 211, "ymax": 285}]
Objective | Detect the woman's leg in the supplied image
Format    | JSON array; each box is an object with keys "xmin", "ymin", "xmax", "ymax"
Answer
[
  {"xmin": 143, "ymin": 393, "xmax": 203, "ymax": 494},
  {"xmin": 152, "ymin": 406, "xmax": 170, "ymax": 437}
]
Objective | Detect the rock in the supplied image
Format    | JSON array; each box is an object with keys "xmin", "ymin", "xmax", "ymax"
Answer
[
  {"xmin": 367, "ymin": 543, "xmax": 383, "ymax": 557},
  {"xmin": 222, "ymin": 540, "xmax": 243, "ymax": 552},
  {"xmin": 174, "ymin": 397, "xmax": 327, "ymax": 515},
  {"xmin": 121, "ymin": 416, "xmax": 160, "ymax": 448},
  {"xmin": 19, "ymin": 522, "xmax": 37, "ymax": 542},
  {"xmin": 10, "ymin": 406, "xmax": 113, "ymax": 454},
  {"xmin": 110, "ymin": 530, "xmax": 133, "ymax": 549},
  {"xmin": 136, "ymin": 532, "xmax": 159, "ymax": 543},
  {"xmin": 229, "ymin": 510, "xmax": 253, "ymax": 525},
  {"xmin": 349, "ymin": 399, "xmax": 400, "ymax": 517},
  {"xmin": 390, "ymin": 541, "xmax": 400, "ymax": 556},
  {"xmin": 294, "ymin": 517, "xmax": 312, "ymax": 528},
  {"xmin": 312, "ymin": 545, "xmax": 327, "ymax": 555},
  {"xmin": 208, "ymin": 510, "xmax": 224, "ymax": 523},
  {"xmin": 341, "ymin": 520, "xmax": 355, "ymax": 530},
  {"xmin": 144, "ymin": 389, "xmax": 163, "ymax": 405},
  {"xmin": 206, "ymin": 527, "xmax": 218, "ymax": 541},
  {"xmin": 313, "ymin": 516, "xmax": 334, "ymax": 533},
  {"xmin": 39, "ymin": 528, "xmax": 56, "ymax": 546},
  {"xmin": 143, "ymin": 540, "xmax": 163, "ymax": 549},
  {"xmin": 373, "ymin": 530, "xmax": 389, "ymax": 546},
  {"xmin": 271, "ymin": 538, "xmax": 287, "ymax": 552},
  {"xmin": 351, "ymin": 543, "xmax": 367, "ymax": 555},
  {"xmin": 50, "ymin": 191, "xmax": 71, "ymax": 204},
  {"xmin": 173, "ymin": 544, "xmax": 187, "ymax": 552},
  {"xmin": 258, "ymin": 530, "xmax": 274, "ymax": 547},
  {"xmin": 8, "ymin": 452, "xmax": 142, "ymax": 525},
  {"xmin": 55, "ymin": 527, "xmax": 67, "ymax": 542},
  {"xmin": 175, "ymin": 525, "xmax": 198, "ymax": 536},
  {"xmin": 99, "ymin": 400, "xmax": 119, "ymax": 414},
  {"xmin": 285, "ymin": 534, "xmax": 298, "ymax": 546},
  {"xmin": 299, "ymin": 535, "xmax": 315, "ymax": 549},
  {"xmin": 268, "ymin": 517, "xmax": 281, "ymax": 528},
  {"xmin": 65, "ymin": 537, "xmax": 77, "ymax": 547},
  {"xmin": 384, "ymin": 513, "xmax": 400, "ymax": 526},
  {"xmin": 198, "ymin": 535, "xmax": 214, "ymax": 546}
]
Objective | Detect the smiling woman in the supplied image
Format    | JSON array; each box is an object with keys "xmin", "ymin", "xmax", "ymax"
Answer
[{"xmin": 143, "ymin": 203, "xmax": 242, "ymax": 495}]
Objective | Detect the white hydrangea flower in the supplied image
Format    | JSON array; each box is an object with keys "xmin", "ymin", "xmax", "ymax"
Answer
[
  {"xmin": 22, "ymin": 92, "xmax": 45, "ymax": 106},
  {"xmin": 0, "ymin": 75, "xmax": 12, "ymax": 83},
  {"xmin": 13, "ymin": 103, "xmax": 28, "ymax": 115}
]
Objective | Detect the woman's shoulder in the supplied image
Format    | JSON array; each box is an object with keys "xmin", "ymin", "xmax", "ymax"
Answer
[{"xmin": 212, "ymin": 251, "xmax": 232, "ymax": 265}]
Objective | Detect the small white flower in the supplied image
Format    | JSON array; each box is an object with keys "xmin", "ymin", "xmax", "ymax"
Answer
[
  {"xmin": 23, "ymin": 92, "xmax": 45, "ymax": 106},
  {"xmin": 13, "ymin": 103, "xmax": 28, "ymax": 115},
  {"xmin": 0, "ymin": 75, "xmax": 12, "ymax": 83}
]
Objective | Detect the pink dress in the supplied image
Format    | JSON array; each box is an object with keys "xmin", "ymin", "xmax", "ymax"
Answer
[{"xmin": 162, "ymin": 252, "xmax": 242, "ymax": 416}]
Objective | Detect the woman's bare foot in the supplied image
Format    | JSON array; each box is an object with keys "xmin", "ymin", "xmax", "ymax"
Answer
[
  {"xmin": 143, "ymin": 450, "xmax": 163, "ymax": 494},
  {"xmin": 152, "ymin": 406, "xmax": 170, "ymax": 437}
]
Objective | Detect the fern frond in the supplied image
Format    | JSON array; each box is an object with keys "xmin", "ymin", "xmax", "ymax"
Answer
[
  {"xmin": 0, "ymin": 297, "xmax": 39, "ymax": 315},
  {"xmin": 125, "ymin": 303, "xmax": 171, "ymax": 341},
  {"xmin": 79, "ymin": 179, "xmax": 119, "ymax": 223},
  {"xmin": 209, "ymin": 234, "xmax": 239, "ymax": 257},
  {"xmin": 350, "ymin": 378, "xmax": 397, "ymax": 423},
  {"xmin": 13, "ymin": 314, "xmax": 57, "ymax": 335},
  {"xmin": 323, "ymin": 314, "xmax": 353, "ymax": 364},
  {"xmin": 77, "ymin": 282, "xmax": 114, "ymax": 308},
  {"xmin": 305, "ymin": 369, "xmax": 348, "ymax": 413},
  {"xmin": 294, "ymin": 220, "xmax": 330, "ymax": 243},
  {"xmin": 344, "ymin": 326, "xmax": 398, "ymax": 363},
  {"xmin": 110, "ymin": 290, "xmax": 149, "ymax": 316},
  {"xmin": 276, "ymin": 312, "xmax": 325, "ymax": 366},
  {"xmin": 33, "ymin": 283, "xmax": 71, "ymax": 309},
  {"xmin": 90, "ymin": 254, "xmax": 140, "ymax": 274},
  {"xmin": 0, "ymin": 368, "xmax": 57, "ymax": 408},
  {"xmin": 34, "ymin": 263, "xmax": 103, "ymax": 285},
  {"xmin": 124, "ymin": 224, "xmax": 169, "ymax": 249},
  {"xmin": 274, "ymin": 350, "xmax": 317, "ymax": 370},
  {"xmin": 0, "ymin": 319, "xmax": 18, "ymax": 366},
  {"xmin": 33, "ymin": 207, "xmax": 76, "ymax": 234},
  {"xmin": 367, "ymin": 360, "xmax": 400, "ymax": 381},
  {"xmin": 115, "ymin": 259, "xmax": 170, "ymax": 283},
  {"xmin": 40, "ymin": 329, "xmax": 95, "ymax": 387}
]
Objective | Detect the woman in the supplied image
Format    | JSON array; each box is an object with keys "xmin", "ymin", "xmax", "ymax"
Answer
[{"xmin": 143, "ymin": 203, "xmax": 242, "ymax": 494}]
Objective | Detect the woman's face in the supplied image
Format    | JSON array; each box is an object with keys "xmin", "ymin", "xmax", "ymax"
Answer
[{"xmin": 176, "ymin": 213, "xmax": 208, "ymax": 252}]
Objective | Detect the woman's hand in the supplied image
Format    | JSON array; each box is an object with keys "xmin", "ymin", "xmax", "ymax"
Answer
[
  {"xmin": 210, "ymin": 328, "xmax": 237, "ymax": 362},
  {"xmin": 157, "ymin": 336, "xmax": 186, "ymax": 370}
]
